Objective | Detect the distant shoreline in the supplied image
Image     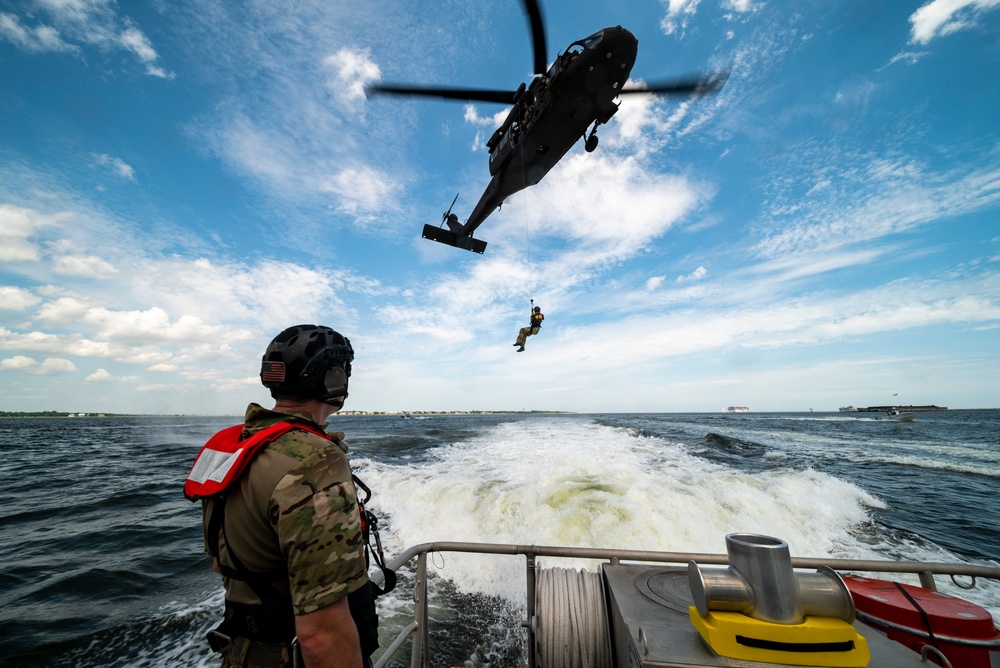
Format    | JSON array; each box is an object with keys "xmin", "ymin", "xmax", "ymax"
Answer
[
  {"xmin": 0, "ymin": 410, "xmax": 577, "ymax": 418},
  {"xmin": 2, "ymin": 408, "xmax": 998, "ymax": 418}
]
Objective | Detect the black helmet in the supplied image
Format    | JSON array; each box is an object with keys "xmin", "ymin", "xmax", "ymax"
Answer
[
  {"xmin": 260, "ymin": 325, "xmax": 354, "ymax": 405},
  {"xmin": 533, "ymin": 306, "xmax": 541, "ymax": 313}
]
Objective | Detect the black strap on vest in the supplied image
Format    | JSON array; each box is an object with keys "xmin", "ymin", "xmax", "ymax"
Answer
[
  {"xmin": 353, "ymin": 474, "xmax": 397, "ymax": 596},
  {"xmin": 207, "ymin": 495, "xmax": 297, "ymax": 645}
]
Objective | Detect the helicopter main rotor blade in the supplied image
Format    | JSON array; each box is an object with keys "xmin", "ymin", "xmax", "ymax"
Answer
[
  {"xmin": 619, "ymin": 70, "xmax": 730, "ymax": 96},
  {"xmin": 366, "ymin": 83, "xmax": 517, "ymax": 105},
  {"xmin": 520, "ymin": 0, "xmax": 548, "ymax": 76}
]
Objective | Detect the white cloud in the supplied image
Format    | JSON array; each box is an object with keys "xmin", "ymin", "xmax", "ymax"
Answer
[
  {"xmin": 36, "ymin": 296, "xmax": 96, "ymax": 326},
  {"xmin": 750, "ymin": 248, "xmax": 888, "ymax": 284},
  {"xmin": 909, "ymin": 0, "xmax": 1000, "ymax": 44},
  {"xmin": 73, "ymin": 307, "xmax": 232, "ymax": 345},
  {"xmin": 464, "ymin": 105, "xmax": 512, "ymax": 153},
  {"xmin": 197, "ymin": 110, "xmax": 402, "ymax": 229},
  {"xmin": 136, "ymin": 382, "xmax": 191, "ymax": 393},
  {"xmin": 91, "ymin": 153, "xmax": 136, "ymax": 180},
  {"xmin": 0, "ymin": 217, "xmax": 369, "ymax": 406},
  {"xmin": 613, "ymin": 72, "xmax": 730, "ymax": 153},
  {"xmin": 886, "ymin": 50, "xmax": 927, "ymax": 67},
  {"xmin": 0, "ymin": 355, "xmax": 39, "ymax": 371},
  {"xmin": 0, "ymin": 2, "xmax": 171, "ymax": 77},
  {"xmin": 84, "ymin": 368, "xmax": 113, "ymax": 382},
  {"xmin": 517, "ymin": 276, "xmax": 1000, "ymax": 384},
  {"xmin": 0, "ymin": 237, "xmax": 44, "ymax": 262},
  {"xmin": 133, "ymin": 256, "xmax": 353, "ymax": 327},
  {"xmin": 531, "ymin": 153, "xmax": 706, "ymax": 254},
  {"xmin": 118, "ymin": 24, "xmax": 156, "ymax": 62},
  {"xmin": 661, "ymin": 0, "xmax": 703, "ymax": 36},
  {"xmin": 318, "ymin": 164, "xmax": 403, "ymax": 221},
  {"xmin": 752, "ymin": 158, "xmax": 1000, "ymax": 265},
  {"xmin": 0, "ymin": 286, "xmax": 41, "ymax": 311},
  {"xmin": 0, "ymin": 11, "xmax": 76, "ymax": 52},
  {"xmin": 0, "ymin": 204, "xmax": 69, "ymax": 262},
  {"xmin": 148, "ymin": 363, "xmax": 178, "ymax": 372},
  {"xmin": 676, "ymin": 266, "xmax": 707, "ymax": 282},
  {"xmin": 0, "ymin": 355, "xmax": 76, "ymax": 375},
  {"xmin": 805, "ymin": 179, "xmax": 831, "ymax": 196},
  {"xmin": 211, "ymin": 376, "xmax": 261, "ymax": 392},
  {"xmin": 325, "ymin": 48, "xmax": 381, "ymax": 112},
  {"xmin": 647, "ymin": 275, "xmax": 666, "ymax": 290},
  {"xmin": 0, "ymin": 326, "xmax": 113, "ymax": 358},
  {"xmin": 51, "ymin": 254, "xmax": 118, "ymax": 278}
]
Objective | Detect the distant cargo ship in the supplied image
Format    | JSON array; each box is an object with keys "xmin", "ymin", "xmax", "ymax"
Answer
[
  {"xmin": 839, "ymin": 406, "xmax": 856, "ymax": 412},
  {"xmin": 726, "ymin": 406, "xmax": 749, "ymax": 413}
]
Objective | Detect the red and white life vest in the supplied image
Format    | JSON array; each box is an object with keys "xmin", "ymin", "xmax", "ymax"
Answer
[{"xmin": 184, "ymin": 422, "xmax": 327, "ymax": 501}]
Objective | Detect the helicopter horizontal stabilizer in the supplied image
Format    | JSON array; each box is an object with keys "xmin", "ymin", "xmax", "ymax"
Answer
[{"xmin": 422, "ymin": 224, "xmax": 488, "ymax": 254}]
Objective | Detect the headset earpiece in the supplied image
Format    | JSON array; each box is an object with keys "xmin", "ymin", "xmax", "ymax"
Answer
[{"xmin": 323, "ymin": 364, "xmax": 349, "ymax": 402}]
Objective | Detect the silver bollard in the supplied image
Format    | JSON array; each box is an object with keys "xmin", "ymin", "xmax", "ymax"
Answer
[
  {"xmin": 688, "ymin": 533, "xmax": 854, "ymax": 625},
  {"xmin": 797, "ymin": 567, "xmax": 855, "ymax": 623}
]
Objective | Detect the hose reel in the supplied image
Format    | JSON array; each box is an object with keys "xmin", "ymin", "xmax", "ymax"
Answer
[{"xmin": 534, "ymin": 566, "xmax": 612, "ymax": 668}]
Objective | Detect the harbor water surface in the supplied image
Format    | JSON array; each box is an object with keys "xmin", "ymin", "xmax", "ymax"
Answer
[{"xmin": 1, "ymin": 410, "xmax": 998, "ymax": 667}]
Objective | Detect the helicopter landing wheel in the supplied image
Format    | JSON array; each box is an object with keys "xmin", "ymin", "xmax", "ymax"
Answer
[{"xmin": 585, "ymin": 133, "xmax": 599, "ymax": 152}]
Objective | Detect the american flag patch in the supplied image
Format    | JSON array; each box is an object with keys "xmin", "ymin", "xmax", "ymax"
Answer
[{"xmin": 261, "ymin": 361, "xmax": 285, "ymax": 382}]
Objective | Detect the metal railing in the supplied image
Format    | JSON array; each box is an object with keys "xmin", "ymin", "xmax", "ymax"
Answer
[{"xmin": 369, "ymin": 541, "xmax": 1000, "ymax": 668}]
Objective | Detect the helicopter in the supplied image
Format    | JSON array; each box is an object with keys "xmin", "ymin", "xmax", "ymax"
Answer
[{"xmin": 366, "ymin": 0, "xmax": 728, "ymax": 254}]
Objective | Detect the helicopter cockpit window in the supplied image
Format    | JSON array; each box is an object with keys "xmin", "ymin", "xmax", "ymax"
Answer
[{"xmin": 577, "ymin": 31, "xmax": 604, "ymax": 50}]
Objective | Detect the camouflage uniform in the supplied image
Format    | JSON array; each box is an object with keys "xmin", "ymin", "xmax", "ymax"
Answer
[
  {"xmin": 203, "ymin": 403, "xmax": 368, "ymax": 668},
  {"xmin": 515, "ymin": 311, "xmax": 544, "ymax": 348}
]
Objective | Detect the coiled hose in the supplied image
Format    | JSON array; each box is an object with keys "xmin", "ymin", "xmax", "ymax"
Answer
[{"xmin": 534, "ymin": 567, "xmax": 612, "ymax": 668}]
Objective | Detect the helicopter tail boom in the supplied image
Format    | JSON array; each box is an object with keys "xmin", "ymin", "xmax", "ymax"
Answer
[{"xmin": 421, "ymin": 224, "xmax": 488, "ymax": 254}]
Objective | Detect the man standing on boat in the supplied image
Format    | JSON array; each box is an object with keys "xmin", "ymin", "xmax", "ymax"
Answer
[
  {"xmin": 513, "ymin": 300, "xmax": 544, "ymax": 352},
  {"xmin": 185, "ymin": 324, "xmax": 384, "ymax": 668}
]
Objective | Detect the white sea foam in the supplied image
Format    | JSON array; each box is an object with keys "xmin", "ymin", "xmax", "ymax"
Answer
[{"xmin": 355, "ymin": 416, "xmax": 893, "ymax": 601}]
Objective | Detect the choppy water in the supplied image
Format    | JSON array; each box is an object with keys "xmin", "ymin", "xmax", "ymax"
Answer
[{"xmin": 1, "ymin": 411, "xmax": 998, "ymax": 667}]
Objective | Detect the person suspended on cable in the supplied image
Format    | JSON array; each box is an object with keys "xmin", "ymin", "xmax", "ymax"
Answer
[{"xmin": 513, "ymin": 301, "xmax": 544, "ymax": 352}]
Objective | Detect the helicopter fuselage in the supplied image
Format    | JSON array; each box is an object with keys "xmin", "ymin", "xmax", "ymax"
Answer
[
  {"xmin": 455, "ymin": 26, "xmax": 639, "ymax": 243},
  {"xmin": 372, "ymin": 0, "xmax": 723, "ymax": 254}
]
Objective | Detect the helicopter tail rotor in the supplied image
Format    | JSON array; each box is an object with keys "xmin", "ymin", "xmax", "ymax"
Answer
[
  {"xmin": 442, "ymin": 193, "xmax": 462, "ymax": 232},
  {"xmin": 424, "ymin": 194, "xmax": 487, "ymax": 253}
]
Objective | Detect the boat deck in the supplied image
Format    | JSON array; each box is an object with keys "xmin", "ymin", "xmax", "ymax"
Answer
[{"xmin": 371, "ymin": 541, "xmax": 1000, "ymax": 668}]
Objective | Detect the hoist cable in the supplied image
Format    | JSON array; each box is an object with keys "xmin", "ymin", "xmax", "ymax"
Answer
[{"xmin": 516, "ymin": 107, "xmax": 535, "ymax": 302}]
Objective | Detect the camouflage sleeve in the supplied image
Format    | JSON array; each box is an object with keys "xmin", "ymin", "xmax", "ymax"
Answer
[{"xmin": 270, "ymin": 443, "xmax": 369, "ymax": 615}]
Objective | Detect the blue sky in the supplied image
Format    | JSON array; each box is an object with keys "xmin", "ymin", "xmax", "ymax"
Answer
[{"xmin": 1, "ymin": 0, "xmax": 998, "ymax": 414}]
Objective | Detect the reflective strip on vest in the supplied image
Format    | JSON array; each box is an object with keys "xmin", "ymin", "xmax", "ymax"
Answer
[{"xmin": 188, "ymin": 446, "xmax": 245, "ymax": 484}]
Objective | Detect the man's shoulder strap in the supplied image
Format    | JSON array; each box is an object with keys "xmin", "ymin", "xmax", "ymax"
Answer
[{"xmin": 184, "ymin": 421, "xmax": 327, "ymax": 501}]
